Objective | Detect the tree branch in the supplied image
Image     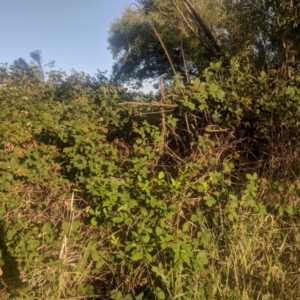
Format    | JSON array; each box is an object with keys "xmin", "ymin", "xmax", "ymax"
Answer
[
  {"xmin": 118, "ymin": 101, "xmax": 178, "ymax": 108},
  {"xmin": 183, "ymin": 0, "xmax": 222, "ymax": 58}
]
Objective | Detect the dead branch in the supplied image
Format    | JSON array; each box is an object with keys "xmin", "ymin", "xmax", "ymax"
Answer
[
  {"xmin": 118, "ymin": 101, "xmax": 178, "ymax": 108},
  {"xmin": 183, "ymin": 0, "xmax": 222, "ymax": 58}
]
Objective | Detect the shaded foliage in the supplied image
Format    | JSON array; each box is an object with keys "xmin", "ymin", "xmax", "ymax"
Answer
[{"xmin": 109, "ymin": 0, "xmax": 300, "ymax": 86}]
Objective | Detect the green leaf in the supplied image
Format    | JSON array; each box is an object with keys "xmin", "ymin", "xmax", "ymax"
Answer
[
  {"xmin": 164, "ymin": 235, "xmax": 173, "ymax": 242},
  {"xmin": 248, "ymin": 199, "xmax": 257, "ymax": 208},
  {"xmin": 203, "ymin": 195, "xmax": 216, "ymax": 207},
  {"xmin": 285, "ymin": 205, "xmax": 294, "ymax": 215},
  {"xmin": 158, "ymin": 171, "xmax": 165, "ymax": 179},
  {"xmin": 112, "ymin": 217, "xmax": 124, "ymax": 224},
  {"xmin": 91, "ymin": 251, "xmax": 101, "ymax": 262},
  {"xmin": 155, "ymin": 287, "xmax": 166, "ymax": 300},
  {"xmin": 246, "ymin": 173, "xmax": 257, "ymax": 180},
  {"xmin": 161, "ymin": 242, "xmax": 167, "ymax": 249},
  {"xmin": 182, "ymin": 253, "xmax": 191, "ymax": 266},
  {"xmin": 131, "ymin": 231, "xmax": 139, "ymax": 238},
  {"xmin": 6, "ymin": 173, "xmax": 13, "ymax": 181},
  {"xmin": 91, "ymin": 217, "xmax": 98, "ymax": 226},
  {"xmin": 187, "ymin": 101, "xmax": 195, "ymax": 110},
  {"xmin": 96, "ymin": 259, "xmax": 104, "ymax": 269},
  {"xmin": 144, "ymin": 227, "xmax": 153, "ymax": 233},
  {"xmin": 71, "ymin": 220, "xmax": 81, "ymax": 232},
  {"xmin": 44, "ymin": 250, "xmax": 53, "ymax": 258},
  {"xmin": 182, "ymin": 222, "xmax": 189, "ymax": 233},
  {"xmin": 32, "ymin": 151, "xmax": 39, "ymax": 160},
  {"xmin": 43, "ymin": 222, "xmax": 52, "ymax": 233},
  {"xmin": 145, "ymin": 252, "xmax": 153, "ymax": 262},
  {"xmin": 183, "ymin": 96, "xmax": 195, "ymax": 110},
  {"xmin": 111, "ymin": 289, "xmax": 123, "ymax": 300},
  {"xmin": 196, "ymin": 250, "xmax": 208, "ymax": 266},
  {"xmin": 246, "ymin": 173, "xmax": 252, "ymax": 180},
  {"xmin": 141, "ymin": 233, "xmax": 150, "ymax": 243},
  {"xmin": 50, "ymin": 240, "xmax": 61, "ymax": 248},
  {"xmin": 191, "ymin": 214, "xmax": 198, "ymax": 222},
  {"xmin": 209, "ymin": 171, "xmax": 222, "ymax": 184},
  {"xmin": 223, "ymin": 161, "xmax": 234, "ymax": 172},
  {"xmin": 131, "ymin": 251, "xmax": 143, "ymax": 261},
  {"xmin": 227, "ymin": 212, "xmax": 234, "ymax": 221},
  {"xmin": 155, "ymin": 226, "xmax": 163, "ymax": 236},
  {"xmin": 27, "ymin": 240, "xmax": 40, "ymax": 251},
  {"xmin": 6, "ymin": 229, "xmax": 14, "ymax": 241},
  {"xmin": 45, "ymin": 272, "xmax": 56, "ymax": 282}
]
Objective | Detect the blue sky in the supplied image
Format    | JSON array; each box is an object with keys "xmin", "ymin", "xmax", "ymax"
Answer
[{"xmin": 1, "ymin": 0, "xmax": 135, "ymax": 77}]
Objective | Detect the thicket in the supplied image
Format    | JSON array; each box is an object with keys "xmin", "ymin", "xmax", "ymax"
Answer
[
  {"xmin": 1, "ymin": 0, "xmax": 300, "ymax": 299},
  {"xmin": 0, "ymin": 58, "xmax": 300, "ymax": 300}
]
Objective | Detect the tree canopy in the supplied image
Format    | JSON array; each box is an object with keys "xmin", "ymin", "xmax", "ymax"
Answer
[
  {"xmin": 108, "ymin": 0, "xmax": 300, "ymax": 85},
  {"xmin": 5, "ymin": 50, "xmax": 55, "ymax": 83}
]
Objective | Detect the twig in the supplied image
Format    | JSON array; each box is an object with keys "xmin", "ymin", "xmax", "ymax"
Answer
[
  {"xmin": 118, "ymin": 101, "xmax": 178, "ymax": 108},
  {"xmin": 185, "ymin": 112, "xmax": 192, "ymax": 136},
  {"xmin": 205, "ymin": 126, "xmax": 230, "ymax": 133},
  {"xmin": 133, "ymin": 109, "xmax": 174, "ymax": 116},
  {"xmin": 181, "ymin": 42, "xmax": 190, "ymax": 84},
  {"xmin": 159, "ymin": 79, "xmax": 167, "ymax": 148}
]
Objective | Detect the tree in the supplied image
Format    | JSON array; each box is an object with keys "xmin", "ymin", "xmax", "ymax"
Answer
[
  {"xmin": 29, "ymin": 50, "xmax": 55, "ymax": 81},
  {"xmin": 108, "ymin": 0, "xmax": 300, "ymax": 86},
  {"xmin": 0, "ymin": 63, "xmax": 9, "ymax": 83},
  {"xmin": 108, "ymin": 0, "xmax": 227, "ymax": 85},
  {"xmin": 10, "ymin": 57, "xmax": 33, "ymax": 78},
  {"xmin": 9, "ymin": 50, "xmax": 55, "ymax": 82}
]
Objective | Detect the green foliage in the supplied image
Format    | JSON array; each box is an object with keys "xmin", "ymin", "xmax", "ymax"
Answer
[
  {"xmin": 0, "ymin": 64, "xmax": 299, "ymax": 299},
  {"xmin": 108, "ymin": 0, "xmax": 223, "ymax": 84},
  {"xmin": 1, "ymin": 6, "xmax": 300, "ymax": 296},
  {"xmin": 109, "ymin": 0, "xmax": 300, "ymax": 88}
]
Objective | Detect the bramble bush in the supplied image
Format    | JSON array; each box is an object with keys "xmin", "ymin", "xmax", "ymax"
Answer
[{"xmin": 0, "ymin": 62, "xmax": 300, "ymax": 300}]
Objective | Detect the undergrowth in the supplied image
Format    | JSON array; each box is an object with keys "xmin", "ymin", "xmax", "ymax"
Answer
[{"xmin": 0, "ymin": 63, "xmax": 300, "ymax": 300}]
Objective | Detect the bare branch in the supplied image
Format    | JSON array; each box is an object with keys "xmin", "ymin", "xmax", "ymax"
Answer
[
  {"xmin": 183, "ymin": 0, "xmax": 222, "ymax": 57},
  {"xmin": 118, "ymin": 101, "xmax": 178, "ymax": 108}
]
